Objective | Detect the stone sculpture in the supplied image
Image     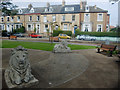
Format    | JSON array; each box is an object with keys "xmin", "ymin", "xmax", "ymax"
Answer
[
  {"xmin": 5, "ymin": 46, "xmax": 38, "ymax": 88},
  {"xmin": 53, "ymin": 40, "xmax": 72, "ymax": 53}
]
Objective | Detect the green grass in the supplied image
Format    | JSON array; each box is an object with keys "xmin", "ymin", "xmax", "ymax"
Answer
[{"xmin": 2, "ymin": 40, "xmax": 96, "ymax": 51}]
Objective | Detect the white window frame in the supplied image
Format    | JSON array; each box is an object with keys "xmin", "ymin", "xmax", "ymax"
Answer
[
  {"xmin": 44, "ymin": 24, "xmax": 48, "ymax": 32},
  {"xmin": 0, "ymin": 24, "xmax": 5, "ymax": 30},
  {"xmin": 72, "ymin": 15, "xmax": 75, "ymax": 21},
  {"xmin": 84, "ymin": 13, "xmax": 90, "ymax": 22},
  {"xmin": 18, "ymin": 9, "xmax": 23, "ymax": 14},
  {"xmin": 1, "ymin": 17, "xmax": 4, "ymax": 22},
  {"xmin": 52, "ymin": 15, "xmax": 56, "ymax": 22},
  {"xmin": 17, "ymin": 16, "xmax": 20, "ymax": 22},
  {"xmin": 7, "ymin": 16, "xmax": 10, "ymax": 22},
  {"xmin": 63, "ymin": 24, "xmax": 67, "ymax": 30},
  {"xmin": 97, "ymin": 24, "xmax": 103, "ymax": 32},
  {"xmin": 62, "ymin": 15, "xmax": 65, "ymax": 21},
  {"xmin": 36, "ymin": 24, "xmax": 40, "ymax": 33},
  {"xmin": 29, "ymin": 16, "xmax": 32, "ymax": 21},
  {"xmin": 37, "ymin": 16, "xmax": 40, "ymax": 21},
  {"xmin": 11, "ymin": 16, "xmax": 14, "ymax": 22},
  {"xmin": 44, "ymin": 16, "xmax": 47, "ymax": 22},
  {"xmin": 27, "ymin": 24, "xmax": 34, "ymax": 31},
  {"xmin": 15, "ymin": 24, "xmax": 22, "ymax": 29},
  {"xmin": 65, "ymin": 7, "xmax": 74, "ymax": 11},
  {"xmin": 85, "ymin": 5, "xmax": 89, "ymax": 12},
  {"xmin": 97, "ymin": 13, "xmax": 103, "ymax": 21},
  {"xmin": 30, "ymin": 8, "xmax": 34, "ymax": 13}
]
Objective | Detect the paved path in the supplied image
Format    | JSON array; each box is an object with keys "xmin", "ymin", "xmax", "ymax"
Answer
[{"xmin": 2, "ymin": 48, "xmax": 119, "ymax": 88}]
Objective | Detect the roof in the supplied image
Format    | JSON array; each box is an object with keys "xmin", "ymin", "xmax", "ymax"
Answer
[{"xmin": 17, "ymin": 4, "xmax": 108, "ymax": 15}]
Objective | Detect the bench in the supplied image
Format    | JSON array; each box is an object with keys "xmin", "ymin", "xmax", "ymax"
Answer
[
  {"xmin": 9, "ymin": 35, "xmax": 17, "ymax": 40},
  {"xmin": 49, "ymin": 37, "xmax": 59, "ymax": 42},
  {"xmin": 97, "ymin": 44, "xmax": 117, "ymax": 57}
]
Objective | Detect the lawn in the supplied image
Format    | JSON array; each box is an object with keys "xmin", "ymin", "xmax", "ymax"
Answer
[{"xmin": 2, "ymin": 40, "xmax": 96, "ymax": 51}]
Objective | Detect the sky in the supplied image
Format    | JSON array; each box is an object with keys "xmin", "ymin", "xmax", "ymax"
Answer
[{"xmin": 11, "ymin": 0, "xmax": 118, "ymax": 26}]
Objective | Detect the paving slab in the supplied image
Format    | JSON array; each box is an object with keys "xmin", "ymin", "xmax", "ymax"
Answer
[{"xmin": 1, "ymin": 48, "xmax": 119, "ymax": 88}]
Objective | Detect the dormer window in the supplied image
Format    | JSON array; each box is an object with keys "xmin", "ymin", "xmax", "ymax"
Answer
[
  {"xmin": 65, "ymin": 7, "xmax": 74, "ymax": 11},
  {"xmin": 85, "ymin": 5, "xmax": 89, "ymax": 12},
  {"xmin": 45, "ymin": 8, "xmax": 48, "ymax": 12},
  {"xmin": 18, "ymin": 9, "xmax": 22, "ymax": 14},
  {"xmin": 30, "ymin": 8, "xmax": 34, "ymax": 13},
  {"xmin": 49, "ymin": 7, "xmax": 53, "ymax": 12}
]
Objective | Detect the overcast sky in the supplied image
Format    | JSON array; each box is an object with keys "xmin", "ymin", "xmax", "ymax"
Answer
[
  {"xmin": 12, "ymin": 0, "xmax": 109, "ymax": 2},
  {"xmin": 11, "ymin": 0, "xmax": 118, "ymax": 26}
]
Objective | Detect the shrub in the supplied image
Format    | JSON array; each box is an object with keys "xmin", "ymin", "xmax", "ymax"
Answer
[
  {"xmin": 53, "ymin": 30, "xmax": 72, "ymax": 36},
  {"xmin": 13, "ymin": 26, "xmax": 26, "ymax": 33},
  {"xmin": 75, "ymin": 29, "xmax": 118, "ymax": 37}
]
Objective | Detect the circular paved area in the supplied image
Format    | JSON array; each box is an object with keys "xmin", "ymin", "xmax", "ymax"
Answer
[
  {"xmin": 2, "ymin": 48, "xmax": 89, "ymax": 88},
  {"xmin": 2, "ymin": 48, "xmax": 119, "ymax": 88}
]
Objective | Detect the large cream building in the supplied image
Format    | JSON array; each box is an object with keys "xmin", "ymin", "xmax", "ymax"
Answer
[{"xmin": 0, "ymin": 0, "xmax": 110, "ymax": 36}]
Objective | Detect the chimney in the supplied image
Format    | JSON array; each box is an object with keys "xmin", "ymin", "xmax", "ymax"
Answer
[
  {"xmin": 80, "ymin": 0, "xmax": 83, "ymax": 9},
  {"xmin": 28, "ymin": 4, "xmax": 33, "ymax": 9},
  {"xmin": 47, "ymin": 2, "xmax": 50, "ymax": 7},
  {"xmin": 62, "ymin": 0, "xmax": 65, "ymax": 6},
  {"xmin": 94, "ymin": 5, "xmax": 97, "ymax": 9}
]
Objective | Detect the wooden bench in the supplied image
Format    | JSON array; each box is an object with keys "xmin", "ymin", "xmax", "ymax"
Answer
[
  {"xmin": 9, "ymin": 35, "xmax": 17, "ymax": 40},
  {"xmin": 49, "ymin": 37, "xmax": 59, "ymax": 42},
  {"xmin": 97, "ymin": 44, "xmax": 117, "ymax": 57}
]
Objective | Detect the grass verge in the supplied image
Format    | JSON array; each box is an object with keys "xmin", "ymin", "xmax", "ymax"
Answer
[{"xmin": 2, "ymin": 40, "xmax": 96, "ymax": 51}]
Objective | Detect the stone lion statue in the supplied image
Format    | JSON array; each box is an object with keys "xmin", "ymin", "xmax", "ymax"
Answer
[
  {"xmin": 53, "ymin": 40, "xmax": 71, "ymax": 53},
  {"xmin": 5, "ymin": 46, "xmax": 34, "ymax": 85}
]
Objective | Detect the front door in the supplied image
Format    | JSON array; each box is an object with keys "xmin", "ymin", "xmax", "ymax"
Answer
[{"xmin": 74, "ymin": 25, "xmax": 77, "ymax": 34}]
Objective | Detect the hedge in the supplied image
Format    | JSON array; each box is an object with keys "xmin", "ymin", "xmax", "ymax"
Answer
[
  {"xmin": 53, "ymin": 30, "xmax": 72, "ymax": 36},
  {"xmin": 75, "ymin": 29, "xmax": 120, "ymax": 37},
  {"xmin": 13, "ymin": 26, "xmax": 26, "ymax": 33}
]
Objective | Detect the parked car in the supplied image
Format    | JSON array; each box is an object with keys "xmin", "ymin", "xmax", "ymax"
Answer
[
  {"xmin": 58, "ymin": 34, "xmax": 71, "ymax": 39},
  {"xmin": 76, "ymin": 35, "xmax": 96, "ymax": 41},
  {"xmin": 2, "ymin": 32, "xmax": 10, "ymax": 37},
  {"xmin": 49, "ymin": 36, "xmax": 59, "ymax": 42},
  {"xmin": 13, "ymin": 33, "xmax": 25, "ymax": 37},
  {"xmin": 29, "ymin": 33, "xmax": 42, "ymax": 38}
]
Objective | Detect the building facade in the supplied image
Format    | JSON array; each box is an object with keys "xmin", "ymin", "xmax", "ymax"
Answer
[{"xmin": 0, "ymin": 0, "xmax": 110, "ymax": 36}]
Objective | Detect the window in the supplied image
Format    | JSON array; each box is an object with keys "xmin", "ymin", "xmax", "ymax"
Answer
[
  {"xmin": 84, "ymin": 13, "xmax": 90, "ymax": 22},
  {"xmin": 63, "ymin": 24, "xmax": 67, "ymax": 30},
  {"xmin": 85, "ymin": 5, "xmax": 89, "ymax": 12},
  {"xmin": 44, "ymin": 16, "xmax": 47, "ymax": 22},
  {"xmin": 49, "ymin": 7, "xmax": 53, "ymax": 12},
  {"xmin": 52, "ymin": 15, "xmax": 56, "ymax": 22},
  {"xmin": 97, "ymin": 24, "xmax": 102, "ymax": 32},
  {"xmin": 7, "ymin": 16, "xmax": 10, "ymax": 22},
  {"xmin": 85, "ymin": 25, "xmax": 88, "ymax": 32},
  {"xmin": 62, "ymin": 15, "xmax": 65, "ymax": 21},
  {"xmin": 17, "ymin": 16, "xmax": 20, "ymax": 22},
  {"xmin": 44, "ymin": 24, "xmax": 48, "ymax": 32},
  {"xmin": 29, "ymin": 16, "xmax": 32, "ymax": 21},
  {"xmin": 65, "ymin": 7, "xmax": 74, "ymax": 11},
  {"xmin": 97, "ymin": 13, "xmax": 103, "ymax": 21},
  {"xmin": 55, "ymin": 25, "xmax": 58, "ymax": 30},
  {"xmin": 19, "ymin": 9, "xmax": 22, "ymax": 14},
  {"xmin": 0, "ymin": 24, "xmax": 5, "ymax": 30},
  {"xmin": 30, "ymin": 8, "xmax": 34, "ymax": 13},
  {"xmin": 37, "ymin": 16, "xmax": 40, "ymax": 21},
  {"xmin": 15, "ymin": 24, "xmax": 21, "ymax": 29},
  {"xmin": 72, "ymin": 15, "xmax": 75, "ymax": 21},
  {"xmin": 11, "ymin": 17, "xmax": 14, "ymax": 22},
  {"xmin": 28, "ymin": 25, "xmax": 31, "ymax": 30},
  {"xmin": 1, "ymin": 17, "xmax": 4, "ymax": 22}
]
